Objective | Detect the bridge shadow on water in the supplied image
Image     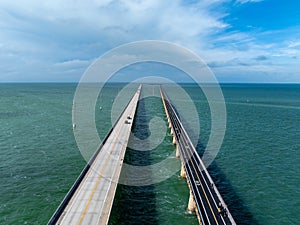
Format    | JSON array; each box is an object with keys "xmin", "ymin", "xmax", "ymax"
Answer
[
  {"xmin": 108, "ymin": 97, "xmax": 158, "ymax": 225},
  {"xmin": 110, "ymin": 93, "xmax": 259, "ymax": 224},
  {"xmin": 196, "ymin": 141, "xmax": 259, "ymax": 225}
]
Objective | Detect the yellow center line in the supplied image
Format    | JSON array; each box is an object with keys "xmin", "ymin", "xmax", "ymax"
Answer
[
  {"xmin": 97, "ymin": 95, "xmax": 140, "ymax": 225},
  {"xmin": 77, "ymin": 96, "xmax": 136, "ymax": 225},
  {"xmin": 77, "ymin": 128, "xmax": 123, "ymax": 225},
  {"xmin": 189, "ymin": 154, "xmax": 219, "ymax": 225},
  {"xmin": 178, "ymin": 127, "xmax": 219, "ymax": 224}
]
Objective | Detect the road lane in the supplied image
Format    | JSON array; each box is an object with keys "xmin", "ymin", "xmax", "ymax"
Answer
[
  {"xmin": 50, "ymin": 85, "xmax": 141, "ymax": 225},
  {"xmin": 160, "ymin": 87, "xmax": 236, "ymax": 225}
]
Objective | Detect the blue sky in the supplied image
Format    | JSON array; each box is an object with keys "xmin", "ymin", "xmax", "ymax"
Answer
[{"xmin": 0, "ymin": 0, "xmax": 299, "ymax": 83}]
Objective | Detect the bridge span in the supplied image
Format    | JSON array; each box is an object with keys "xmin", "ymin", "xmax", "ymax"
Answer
[
  {"xmin": 160, "ymin": 87, "xmax": 236, "ymax": 225},
  {"xmin": 48, "ymin": 85, "xmax": 141, "ymax": 225},
  {"xmin": 49, "ymin": 84, "xmax": 236, "ymax": 225}
]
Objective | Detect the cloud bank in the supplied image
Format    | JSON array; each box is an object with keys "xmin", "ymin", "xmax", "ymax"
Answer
[{"xmin": 0, "ymin": 0, "xmax": 299, "ymax": 82}]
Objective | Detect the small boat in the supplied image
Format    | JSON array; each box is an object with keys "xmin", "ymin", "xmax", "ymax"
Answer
[
  {"xmin": 100, "ymin": 95, "xmax": 103, "ymax": 110},
  {"xmin": 73, "ymin": 103, "xmax": 76, "ymax": 129}
]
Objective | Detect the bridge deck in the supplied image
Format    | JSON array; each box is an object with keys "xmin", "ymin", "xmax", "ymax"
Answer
[
  {"xmin": 50, "ymin": 85, "xmax": 141, "ymax": 225},
  {"xmin": 160, "ymin": 87, "xmax": 236, "ymax": 225}
]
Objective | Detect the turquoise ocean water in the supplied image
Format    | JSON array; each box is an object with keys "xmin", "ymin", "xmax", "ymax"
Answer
[{"xmin": 0, "ymin": 83, "xmax": 299, "ymax": 224}]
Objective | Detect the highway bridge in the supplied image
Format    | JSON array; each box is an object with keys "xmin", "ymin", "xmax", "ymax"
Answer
[
  {"xmin": 160, "ymin": 87, "xmax": 236, "ymax": 225},
  {"xmin": 48, "ymin": 85, "xmax": 141, "ymax": 225},
  {"xmin": 49, "ymin": 84, "xmax": 236, "ymax": 225}
]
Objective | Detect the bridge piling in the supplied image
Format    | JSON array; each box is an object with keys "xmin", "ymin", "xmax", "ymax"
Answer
[
  {"xmin": 180, "ymin": 162, "xmax": 187, "ymax": 178},
  {"xmin": 160, "ymin": 86, "xmax": 236, "ymax": 225},
  {"xmin": 188, "ymin": 190, "xmax": 196, "ymax": 213},
  {"xmin": 176, "ymin": 145, "xmax": 180, "ymax": 158},
  {"xmin": 172, "ymin": 136, "xmax": 176, "ymax": 145}
]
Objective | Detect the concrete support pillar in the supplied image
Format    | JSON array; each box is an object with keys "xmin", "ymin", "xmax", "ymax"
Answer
[
  {"xmin": 188, "ymin": 191, "xmax": 196, "ymax": 213},
  {"xmin": 180, "ymin": 163, "xmax": 186, "ymax": 178},
  {"xmin": 170, "ymin": 128, "xmax": 174, "ymax": 136},
  {"xmin": 169, "ymin": 122, "xmax": 172, "ymax": 128},
  {"xmin": 172, "ymin": 136, "xmax": 176, "ymax": 145},
  {"xmin": 176, "ymin": 145, "xmax": 180, "ymax": 158}
]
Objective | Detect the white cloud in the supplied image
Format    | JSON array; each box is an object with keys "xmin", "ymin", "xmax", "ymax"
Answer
[
  {"xmin": 236, "ymin": 0, "xmax": 263, "ymax": 4},
  {"xmin": 54, "ymin": 59, "xmax": 91, "ymax": 68},
  {"xmin": 0, "ymin": 1, "xmax": 229, "ymax": 75},
  {"xmin": 288, "ymin": 41, "xmax": 300, "ymax": 48},
  {"xmin": 0, "ymin": 0, "xmax": 299, "ymax": 82}
]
